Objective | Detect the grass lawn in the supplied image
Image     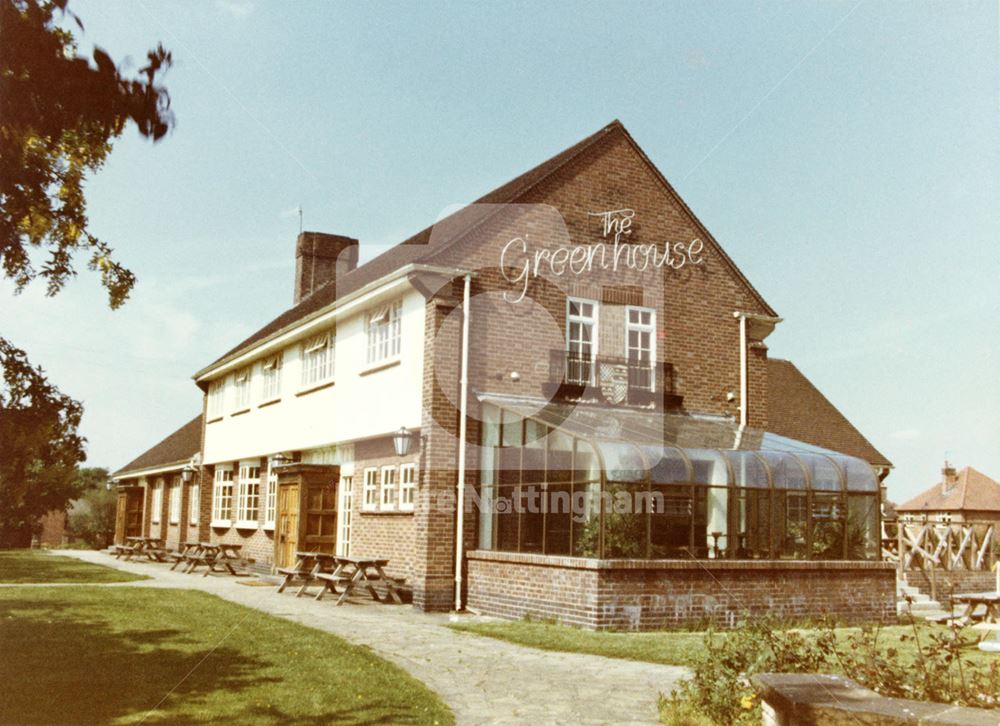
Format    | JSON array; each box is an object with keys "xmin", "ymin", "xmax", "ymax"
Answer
[
  {"xmin": 0, "ymin": 587, "xmax": 453, "ymax": 725},
  {"xmin": 449, "ymin": 618, "xmax": 997, "ymax": 670},
  {"xmin": 0, "ymin": 549, "xmax": 148, "ymax": 584}
]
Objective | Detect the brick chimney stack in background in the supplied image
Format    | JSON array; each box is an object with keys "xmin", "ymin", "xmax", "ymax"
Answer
[
  {"xmin": 294, "ymin": 232, "xmax": 359, "ymax": 305},
  {"xmin": 941, "ymin": 461, "xmax": 958, "ymax": 494}
]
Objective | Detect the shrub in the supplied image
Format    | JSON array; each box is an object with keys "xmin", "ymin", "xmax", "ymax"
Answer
[{"xmin": 661, "ymin": 610, "xmax": 1000, "ymax": 724}]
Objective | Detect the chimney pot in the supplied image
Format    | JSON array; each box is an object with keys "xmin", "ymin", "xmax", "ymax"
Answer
[
  {"xmin": 294, "ymin": 232, "xmax": 359, "ymax": 305},
  {"xmin": 941, "ymin": 462, "xmax": 958, "ymax": 493}
]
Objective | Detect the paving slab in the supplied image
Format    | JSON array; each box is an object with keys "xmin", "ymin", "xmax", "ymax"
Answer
[{"xmin": 54, "ymin": 550, "xmax": 689, "ymax": 725}]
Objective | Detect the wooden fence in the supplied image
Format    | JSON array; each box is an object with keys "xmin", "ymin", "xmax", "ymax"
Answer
[{"xmin": 884, "ymin": 520, "xmax": 997, "ymax": 576}]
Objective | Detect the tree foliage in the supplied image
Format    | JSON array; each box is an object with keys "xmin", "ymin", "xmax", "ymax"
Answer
[
  {"xmin": 68, "ymin": 467, "xmax": 116, "ymax": 548},
  {"xmin": 0, "ymin": 0, "xmax": 173, "ymax": 308},
  {"xmin": 0, "ymin": 1, "xmax": 174, "ymax": 546},
  {"xmin": 0, "ymin": 338, "xmax": 86, "ymax": 547}
]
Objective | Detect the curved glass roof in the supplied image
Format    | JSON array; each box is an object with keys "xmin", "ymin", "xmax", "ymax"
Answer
[{"xmin": 479, "ymin": 394, "xmax": 880, "ymax": 493}]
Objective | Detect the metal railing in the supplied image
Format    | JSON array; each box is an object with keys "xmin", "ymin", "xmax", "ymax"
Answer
[{"xmin": 547, "ymin": 349, "xmax": 679, "ymax": 408}]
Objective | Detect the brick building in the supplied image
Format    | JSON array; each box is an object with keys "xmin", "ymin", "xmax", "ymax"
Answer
[
  {"xmin": 114, "ymin": 121, "xmax": 895, "ymax": 628},
  {"xmin": 897, "ymin": 464, "xmax": 1000, "ymax": 526},
  {"xmin": 112, "ymin": 415, "xmax": 204, "ymax": 551}
]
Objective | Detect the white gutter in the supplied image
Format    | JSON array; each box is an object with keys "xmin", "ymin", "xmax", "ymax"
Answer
[
  {"xmin": 193, "ymin": 263, "xmax": 472, "ymax": 383},
  {"xmin": 732, "ymin": 311, "xmax": 783, "ymax": 429},
  {"xmin": 454, "ymin": 273, "xmax": 472, "ymax": 612},
  {"xmin": 112, "ymin": 460, "xmax": 188, "ymax": 481}
]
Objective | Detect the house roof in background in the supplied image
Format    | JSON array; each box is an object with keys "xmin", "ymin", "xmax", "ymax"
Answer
[
  {"xmin": 897, "ymin": 466, "xmax": 1000, "ymax": 513},
  {"xmin": 201, "ymin": 120, "xmax": 776, "ymax": 375},
  {"xmin": 766, "ymin": 358, "xmax": 892, "ymax": 468},
  {"xmin": 112, "ymin": 415, "xmax": 202, "ymax": 478}
]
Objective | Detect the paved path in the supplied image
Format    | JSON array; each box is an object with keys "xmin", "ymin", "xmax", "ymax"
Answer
[{"xmin": 55, "ymin": 550, "xmax": 687, "ymax": 725}]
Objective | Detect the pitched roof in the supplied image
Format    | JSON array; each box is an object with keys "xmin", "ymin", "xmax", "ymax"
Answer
[
  {"xmin": 766, "ymin": 358, "xmax": 891, "ymax": 467},
  {"xmin": 112, "ymin": 415, "xmax": 202, "ymax": 478},
  {"xmin": 200, "ymin": 120, "xmax": 776, "ymax": 377},
  {"xmin": 897, "ymin": 467, "xmax": 1000, "ymax": 513}
]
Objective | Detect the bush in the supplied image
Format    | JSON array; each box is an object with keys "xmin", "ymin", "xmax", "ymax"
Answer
[{"xmin": 661, "ymin": 611, "xmax": 1000, "ymax": 724}]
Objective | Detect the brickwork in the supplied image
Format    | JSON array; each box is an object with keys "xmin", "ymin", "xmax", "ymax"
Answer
[
  {"xmin": 209, "ymin": 456, "xmax": 275, "ymax": 572},
  {"xmin": 349, "ymin": 436, "xmax": 420, "ymax": 584},
  {"xmin": 467, "ymin": 551, "xmax": 896, "ymax": 630},
  {"xmin": 906, "ymin": 569, "xmax": 998, "ymax": 600}
]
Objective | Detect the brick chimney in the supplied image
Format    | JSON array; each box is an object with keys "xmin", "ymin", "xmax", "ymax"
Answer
[
  {"xmin": 941, "ymin": 462, "xmax": 958, "ymax": 494},
  {"xmin": 294, "ymin": 232, "xmax": 359, "ymax": 305}
]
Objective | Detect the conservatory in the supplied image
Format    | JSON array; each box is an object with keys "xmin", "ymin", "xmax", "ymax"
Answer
[{"xmin": 466, "ymin": 395, "xmax": 893, "ymax": 629}]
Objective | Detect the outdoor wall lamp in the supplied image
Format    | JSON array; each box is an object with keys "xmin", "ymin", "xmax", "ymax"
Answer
[
  {"xmin": 393, "ymin": 426, "xmax": 413, "ymax": 457},
  {"xmin": 181, "ymin": 465, "xmax": 195, "ymax": 484},
  {"xmin": 105, "ymin": 479, "xmax": 114, "ymax": 491},
  {"xmin": 269, "ymin": 453, "xmax": 290, "ymax": 467}
]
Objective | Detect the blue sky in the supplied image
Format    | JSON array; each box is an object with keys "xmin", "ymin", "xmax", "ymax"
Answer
[{"xmin": 2, "ymin": 0, "xmax": 996, "ymax": 503}]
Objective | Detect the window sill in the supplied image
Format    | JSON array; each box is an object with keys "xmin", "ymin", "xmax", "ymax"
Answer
[
  {"xmin": 234, "ymin": 521, "xmax": 259, "ymax": 530},
  {"xmin": 210, "ymin": 520, "xmax": 231, "ymax": 528},
  {"xmin": 295, "ymin": 380, "xmax": 335, "ymax": 397},
  {"xmin": 231, "ymin": 408, "xmax": 251, "ymax": 417},
  {"xmin": 360, "ymin": 509, "xmax": 414, "ymax": 517},
  {"xmin": 207, "ymin": 416, "xmax": 223, "ymax": 424},
  {"xmin": 262, "ymin": 523, "xmax": 275, "ymax": 532},
  {"xmin": 168, "ymin": 520, "xmax": 180, "ymax": 526},
  {"xmin": 359, "ymin": 359, "xmax": 401, "ymax": 377}
]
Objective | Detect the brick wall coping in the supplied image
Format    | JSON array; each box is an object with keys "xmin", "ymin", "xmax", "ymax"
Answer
[
  {"xmin": 751, "ymin": 673, "xmax": 997, "ymax": 725},
  {"xmin": 466, "ymin": 550, "xmax": 895, "ymax": 572}
]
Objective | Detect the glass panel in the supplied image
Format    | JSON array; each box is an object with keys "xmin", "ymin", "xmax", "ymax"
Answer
[
  {"xmin": 775, "ymin": 491, "xmax": 808, "ymax": 559},
  {"xmin": 478, "ymin": 405, "xmax": 500, "ymax": 550},
  {"xmin": 807, "ymin": 455, "xmax": 842, "ymax": 492},
  {"xmin": 687, "ymin": 449, "xmax": 729, "ymax": 485},
  {"xmin": 496, "ymin": 485, "xmax": 518, "ymax": 551},
  {"xmin": 522, "ymin": 446, "xmax": 545, "ymax": 484},
  {"xmin": 602, "ymin": 481, "xmax": 648, "ymax": 558},
  {"xmin": 524, "ymin": 418, "xmax": 548, "ymax": 447},
  {"xmin": 737, "ymin": 488, "xmax": 771, "ymax": 558},
  {"xmin": 572, "ymin": 480, "xmax": 601, "ymax": 557},
  {"xmin": 812, "ymin": 493, "xmax": 845, "ymax": 559},
  {"xmin": 498, "ymin": 448, "xmax": 520, "ymax": 486},
  {"xmin": 725, "ymin": 451, "xmax": 770, "ymax": 489},
  {"xmin": 548, "ymin": 430, "xmax": 573, "ymax": 484},
  {"xmin": 841, "ymin": 457, "xmax": 878, "ymax": 492},
  {"xmin": 847, "ymin": 494, "xmax": 879, "ymax": 560},
  {"xmin": 598, "ymin": 442, "xmax": 646, "ymax": 482},
  {"xmin": 704, "ymin": 485, "xmax": 730, "ymax": 557},
  {"xmin": 519, "ymin": 483, "xmax": 544, "ymax": 553},
  {"xmin": 545, "ymin": 483, "xmax": 572, "ymax": 555},
  {"xmin": 574, "ymin": 440, "xmax": 600, "ymax": 483},
  {"xmin": 651, "ymin": 483, "xmax": 694, "ymax": 557},
  {"xmin": 760, "ymin": 451, "xmax": 807, "ymax": 490},
  {"xmin": 644, "ymin": 446, "xmax": 690, "ymax": 484},
  {"xmin": 501, "ymin": 411, "xmax": 522, "ymax": 447}
]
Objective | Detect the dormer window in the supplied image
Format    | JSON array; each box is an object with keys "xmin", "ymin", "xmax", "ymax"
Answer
[
  {"xmin": 207, "ymin": 378, "xmax": 226, "ymax": 419},
  {"xmin": 261, "ymin": 353, "xmax": 283, "ymax": 401},
  {"xmin": 366, "ymin": 300, "xmax": 402, "ymax": 365},
  {"xmin": 301, "ymin": 330, "xmax": 333, "ymax": 387},
  {"xmin": 232, "ymin": 367, "xmax": 251, "ymax": 411}
]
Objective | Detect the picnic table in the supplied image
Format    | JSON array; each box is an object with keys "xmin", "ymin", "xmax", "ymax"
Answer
[
  {"xmin": 276, "ymin": 551, "xmax": 337, "ymax": 596},
  {"xmin": 314, "ymin": 555, "xmax": 404, "ymax": 606},
  {"xmin": 953, "ymin": 591, "xmax": 1000, "ymax": 649},
  {"xmin": 166, "ymin": 541, "xmax": 203, "ymax": 571},
  {"xmin": 185, "ymin": 542, "xmax": 253, "ymax": 576},
  {"xmin": 123, "ymin": 536, "xmax": 167, "ymax": 562}
]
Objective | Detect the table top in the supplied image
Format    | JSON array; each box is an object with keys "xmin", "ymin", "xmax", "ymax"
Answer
[
  {"xmin": 954, "ymin": 591, "xmax": 1000, "ymax": 602},
  {"xmin": 336, "ymin": 555, "xmax": 389, "ymax": 567}
]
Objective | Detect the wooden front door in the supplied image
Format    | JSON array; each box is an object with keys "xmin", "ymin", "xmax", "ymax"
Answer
[
  {"xmin": 276, "ymin": 484, "xmax": 300, "ymax": 569},
  {"xmin": 302, "ymin": 480, "xmax": 337, "ymax": 554},
  {"xmin": 124, "ymin": 489, "xmax": 144, "ymax": 539},
  {"xmin": 114, "ymin": 494, "xmax": 127, "ymax": 545}
]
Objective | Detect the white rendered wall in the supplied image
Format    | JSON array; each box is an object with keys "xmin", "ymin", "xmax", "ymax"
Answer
[{"xmin": 202, "ymin": 289, "xmax": 425, "ymax": 464}]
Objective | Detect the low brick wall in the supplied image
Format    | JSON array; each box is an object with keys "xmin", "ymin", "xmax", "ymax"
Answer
[
  {"xmin": 467, "ymin": 550, "xmax": 897, "ymax": 630},
  {"xmin": 905, "ymin": 569, "xmax": 998, "ymax": 603}
]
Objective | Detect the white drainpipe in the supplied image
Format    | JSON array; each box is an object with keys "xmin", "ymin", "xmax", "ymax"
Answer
[
  {"xmin": 736, "ymin": 312, "xmax": 749, "ymax": 428},
  {"xmin": 454, "ymin": 273, "xmax": 472, "ymax": 611}
]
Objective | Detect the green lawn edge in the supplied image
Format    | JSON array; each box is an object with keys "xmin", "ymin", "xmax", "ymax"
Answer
[
  {"xmin": 0, "ymin": 585, "xmax": 454, "ymax": 725},
  {"xmin": 0, "ymin": 549, "xmax": 149, "ymax": 583}
]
